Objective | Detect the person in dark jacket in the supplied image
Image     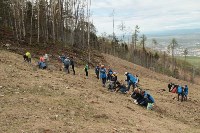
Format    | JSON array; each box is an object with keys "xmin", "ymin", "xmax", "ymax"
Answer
[
  {"xmin": 168, "ymin": 83, "xmax": 175, "ymax": 92},
  {"xmin": 115, "ymin": 81, "xmax": 128, "ymax": 94},
  {"xmin": 107, "ymin": 72, "xmax": 118, "ymax": 91},
  {"xmin": 138, "ymin": 91, "xmax": 155, "ymax": 107},
  {"xmin": 131, "ymin": 88, "xmax": 143, "ymax": 104},
  {"xmin": 184, "ymin": 85, "xmax": 188, "ymax": 101},
  {"xmin": 84, "ymin": 64, "xmax": 89, "ymax": 78},
  {"xmin": 95, "ymin": 65, "xmax": 100, "ymax": 79},
  {"xmin": 70, "ymin": 57, "xmax": 75, "ymax": 75},
  {"xmin": 107, "ymin": 66, "xmax": 113, "ymax": 81}
]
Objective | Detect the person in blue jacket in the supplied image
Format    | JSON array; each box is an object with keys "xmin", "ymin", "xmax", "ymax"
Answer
[
  {"xmin": 124, "ymin": 72, "xmax": 137, "ymax": 92},
  {"xmin": 184, "ymin": 85, "xmax": 188, "ymax": 101},
  {"xmin": 100, "ymin": 65, "xmax": 107, "ymax": 87},
  {"xmin": 177, "ymin": 85, "xmax": 184, "ymax": 101},
  {"xmin": 59, "ymin": 54, "xmax": 66, "ymax": 63},
  {"xmin": 138, "ymin": 90, "xmax": 155, "ymax": 107},
  {"xmin": 38, "ymin": 61, "xmax": 47, "ymax": 69}
]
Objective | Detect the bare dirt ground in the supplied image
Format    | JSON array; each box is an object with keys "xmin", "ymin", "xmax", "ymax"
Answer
[{"xmin": 0, "ymin": 50, "xmax": 200, "ymax": 133}]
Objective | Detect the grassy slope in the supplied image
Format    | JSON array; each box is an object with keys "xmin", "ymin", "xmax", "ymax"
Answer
[
  {"xmin": 0, "ymin": 50, "xmax": 200, "ymax": 133},
  {"xmin": 176, "ymin": 56, "xmax": 200, "ymax": 68}
]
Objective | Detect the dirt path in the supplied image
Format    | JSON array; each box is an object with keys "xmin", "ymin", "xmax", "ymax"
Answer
[{"xmin": 0, "ymin": 50, "xmax": 199, "ymax": 133}]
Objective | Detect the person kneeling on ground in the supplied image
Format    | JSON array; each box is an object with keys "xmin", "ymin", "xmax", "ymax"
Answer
[
  {"xmin": 131, "ymin": 88, "xmax": 144, "ymax": 104},
  {"xmin": 38, "ymin": 58, "xmax": 47, "ymax": 69},
  {"xmin": 138, "ymin": 90, "xmax": 155, "ymax": 107},
  {"xmin": 108, "ymin": 72, "xmax": 118, "ymax": 91},
  {"xmin": 115, "ymin": 81, "xmax": 128, "ymax": 94}
]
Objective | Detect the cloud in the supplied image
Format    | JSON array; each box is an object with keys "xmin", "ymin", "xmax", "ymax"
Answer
[{"xmin": 90, "ymin": 0, "xmax": 200, "ymax": 35}]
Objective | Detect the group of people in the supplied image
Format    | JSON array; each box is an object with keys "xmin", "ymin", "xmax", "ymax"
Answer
[
  {"xmin": 168, "ymin": 83, "xmax": 189, "ymax": 102},
  {"xmin": 58, "ymin": 54, "xmax": 75, "ymax": 75},
  {"xmin": 24, "ymin": 51, "xmax": 191, "ymax": 109},
  {"xmin": 23, "ymin": 52, "xmax": 49, "ymax": 69},
  {"xmin": 94, "ymin": 64, "xmax": 155, "ymax": 109}
]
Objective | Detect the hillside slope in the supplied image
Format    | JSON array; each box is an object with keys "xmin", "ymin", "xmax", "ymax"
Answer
[{"xmin": 0, "ymin": 50, "xmax": 200, "ymax": 133}]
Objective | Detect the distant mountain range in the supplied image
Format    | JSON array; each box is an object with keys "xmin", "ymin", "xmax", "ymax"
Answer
[{"xmin": 145, "ymin": 28, "xmax": 200, "ymax": 37}]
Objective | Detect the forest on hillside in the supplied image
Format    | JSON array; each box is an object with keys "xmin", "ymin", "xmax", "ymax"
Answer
[{"xmin": 0, "ymin": 0, "xmax": 199, "ymax": 83}]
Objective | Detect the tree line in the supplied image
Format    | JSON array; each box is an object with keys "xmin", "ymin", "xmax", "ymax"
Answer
[{"xmin": 0, "ymin": 0, "xmax": 97, "ymax": 49}]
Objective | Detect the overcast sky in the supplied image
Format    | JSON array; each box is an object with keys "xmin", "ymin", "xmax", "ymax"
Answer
[{"xmin": 90, "ymin": 0, "xmax": 200, "ymax": 35}]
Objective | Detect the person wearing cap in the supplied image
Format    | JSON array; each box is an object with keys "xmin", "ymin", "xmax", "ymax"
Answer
[
  {"xmin": 184, "ymin": 85, "xmax": 188, "ymax": 101},
  {"xmin": 63, "ymin": 57, "xmax": 70, "ymax": 74},
  {"xmin": 100, "ymin": 65, "xmax": 107, "ymax": 87},
  {"xmin": 124, "ymin": 72, "xmax": 137, "ymax": 92}
]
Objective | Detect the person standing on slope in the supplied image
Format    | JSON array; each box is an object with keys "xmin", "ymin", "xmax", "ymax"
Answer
[
  {"xmin": 100, "ymin": 65, "xmax": 107, "ymax": 87},
  {"xmin": 124, "ymin": 72, "xmax": 137, "ymax": 92},
  {"xmin": 107, "ymin": 66, "xmax": 113, "ymax": 81},
  {"xmin": 70, "ymin": 56, "xmax": 75, "ymax": 75},
  {"xmin": 95, "ymin": 64, "xmax": 100, "ymax": 79},
  {"xmin": 177, "ymin": 85, "xmax": 184, "ymax": 102},
  {"xmin": 63, "ymin": 57, "xmax": 70, "ymax": 74},
  {"xmin": 84, "ymin": 63, "xmax": 89, "ymax": 78},
  {"xmin": 184, "ymin": 85, "xmax": 188, "ymax": 101}
]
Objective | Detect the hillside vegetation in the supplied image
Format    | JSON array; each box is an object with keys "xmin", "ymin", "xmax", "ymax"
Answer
[{"xmin": 0, "ymin": 49, "xmax": 200, "ymax": 133}]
